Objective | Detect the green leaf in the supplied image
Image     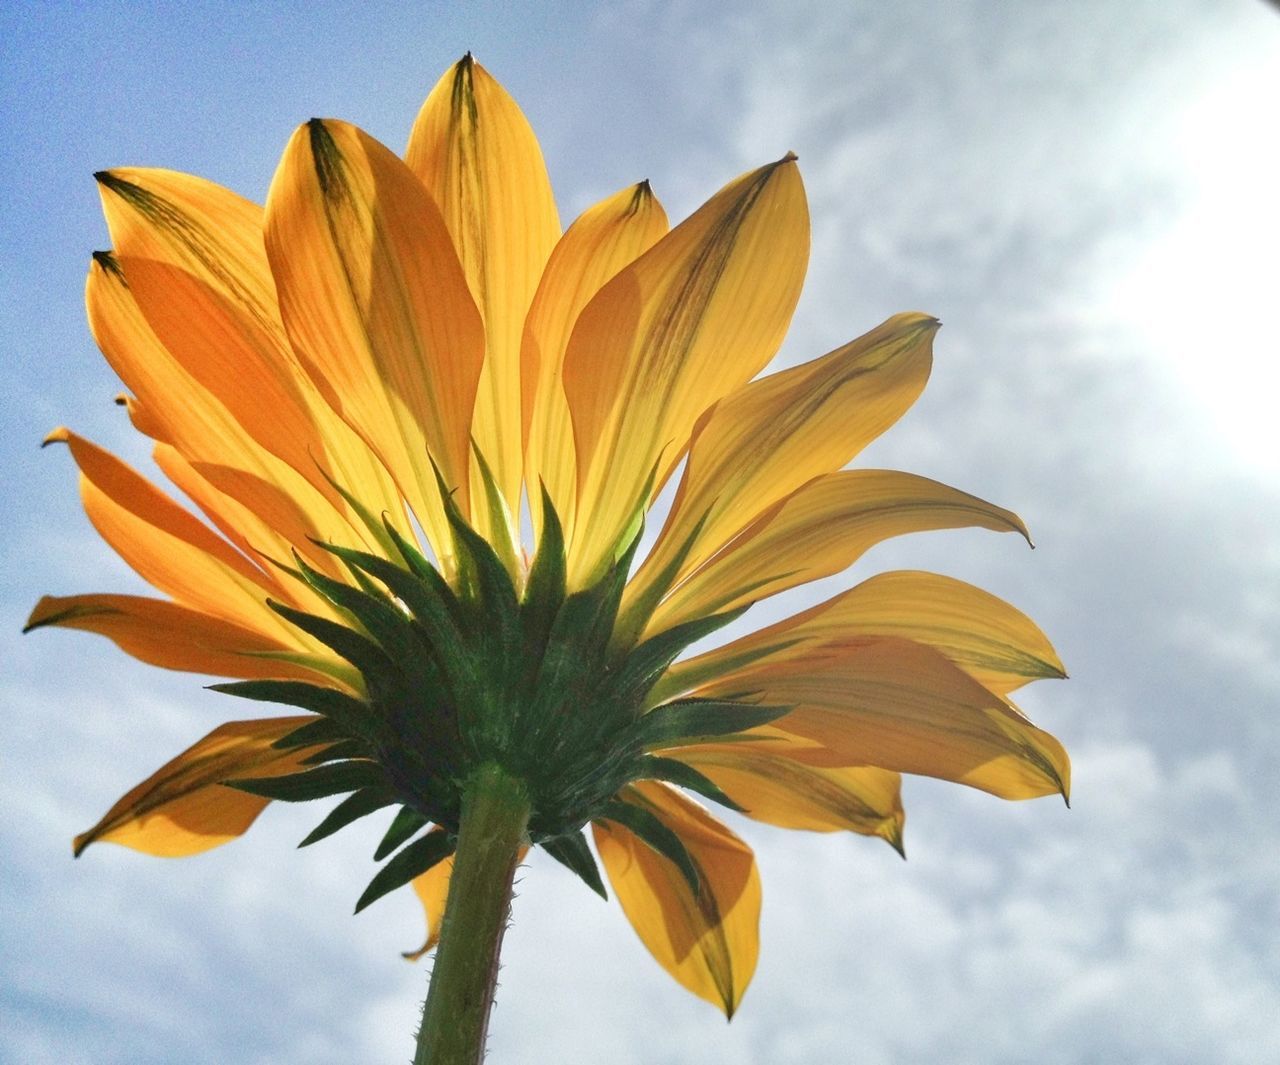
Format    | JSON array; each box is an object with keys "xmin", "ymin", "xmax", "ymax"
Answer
[
  {"xmin": 354, "ymin": 829, "xmax": 455, "ymax": 914},
  {"xmin": 298, "ymin": 788, "xmax": 395, "ymax": 847},
  {"xmin": 542, "ymin": 831, "xmax": 608, "ymax": 900},
  {"xmin": 375, "ymin": 805, "xmax": 429, "ymax": 861},
  {"xmin": 226, "ymin": 760, "xmax": 386, "ymax": 802},
  {"xmin": 631, "ymin": 698, "xmax": 793, "ymax": 751},
  {"xmin": 269, "ymin": 716, "xmax": 349, "ymax": 751},
  {"xmin": 600, "ymin": 797, "xmax": 700, "ymax": 898},
  {"xmin": 300, "ymin": 738, "xmax": 367, "ymax": 765},
  {"xmin": 633, "ymin": 756, "xmax": 744, "ymax": 812},
  {"xmin": 470, "ymin": 438, "xmax": 522, "ymax": 584}
]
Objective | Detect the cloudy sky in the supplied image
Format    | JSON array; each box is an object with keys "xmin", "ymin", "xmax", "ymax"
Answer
[{"xmin": 3, "ymin": 1, "xmax": 1278, "ymax": 1062}]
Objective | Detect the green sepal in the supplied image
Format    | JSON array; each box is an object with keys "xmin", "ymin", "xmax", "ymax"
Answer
[
  {"xmin": 609, "ymin": 605, "xmax": 749, "ymax": 707},
  {"xmin": 298, "ymin": 788, "xmax": 395, "ymax": 848},
  {"xmin": 354, "ymin": 828, "xmax": 455, "ymax": 914},
  {"xmin": 520, "ymin": 482, "xmax": 567, "ymax": 657},
  {"xmin": 600, "ymin": 796, "xmax": 700, "ymax": 898},
  {"xmin": 265, "ymin": 599, "xmax": 394, "ymax": 681},
  {"xmin": 270, "ymin": 716, "xmax": 349, "ymax": 751},
  {"xmin": 470, "ymin": 438, "xmax": 522, "ymax": 584},
  {"xmin": 631, "ymin": 698, "xmax": 794, "ymax": 751},
  {"xmin": 382, "ymin": 517, "xmax": 448, "ymax": 591},
  {"xmin": 226, "ymin": 760, "xmax": 386, "ymax": 802},
  {"xmin": 292, "ymin": 552, "xmax": 428, "ymax": 669},
  {"xmin": 375, "ymin": 805, "xmax": 430, "ymax": 861},
  {"xmin": 311, "ymin": 541, "xmax": 469, "ymax": 677},
  {"xmin": 542, "ymin": 830, "xmax": 608, "ymax": 900},
  {"xmin": 633, "ymin": 755, "xmax": 744, "ymax": 813},
  {"xmin": 299, "ymin": 738, "xmax": 367, "ymax": 765},
  {"xmin": 314, "ymin": 465, "xmax": 400, "ymax": 559},
  {"xmin": 210, "ymin": 679, "xmax": 372, "ymax": 739}
]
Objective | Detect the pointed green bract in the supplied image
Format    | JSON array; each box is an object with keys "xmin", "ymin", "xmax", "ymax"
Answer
[
  {"xmin": 355, "ymin": 829, "xmax": 456, "ymax": 914},
  {"xmin": 375, "ymin": 806, "xmax": 430, "ymax": 861},
  {"xmin": 299, "ymin": 788, "xmax": 395, "ymax": 847},
  {"xmin": 543, "ymin": 831, "xmax": 608, "ymax": 900},
  {"xmin": 632, "ymin": 698, "xmax": 794, "ymax": 750},
  {"xmin": 227, "ymin": 760, "xmax": 387, "ymax": 802},
  {"xmin": 634, "ymin": 756, "xmax": 744, "ymax": 812}
]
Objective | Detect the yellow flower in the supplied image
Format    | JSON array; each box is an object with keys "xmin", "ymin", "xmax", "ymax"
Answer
[{"xmin": 27, "ymin": 54, "xmax": 1067, "ymax": 1023}]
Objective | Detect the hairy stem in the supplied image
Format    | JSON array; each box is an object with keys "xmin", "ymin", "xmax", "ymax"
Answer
[{"xmin": 414, "ymin": 763, "xmax": 530, "ymax": 1065}]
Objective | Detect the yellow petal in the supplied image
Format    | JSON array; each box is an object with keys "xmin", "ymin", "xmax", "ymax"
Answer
[
  {"xmin": 265, "ymin": 118, "xmax": 486, "ymax": 561},
  {"xmin": 593, "ymin": 782, "xmax": 760, "ymax": 1016},
  {"xmin": 563, "ymin": 156, "xmax": 809, "ymax": 586},
  {"xmin": 625, "ymin": 313, "xmax": 937, "ymax": 619},
  {"xmin": 648, "ymin": 469, "xmax": 1030, "ymax": 635},
  {"xmin": 696, "ymin": 637, "xmax": 1070, "ymax": 801},
  {"xmin": 402, "ymin": 843, "xmax": 530, "ymax": 961},
  {"xmin": 521, "ymin": 182, "xmax": 669, "ymax": 534},
  {"xmin": 403, "ymin": 856, "xmax": 455, "ymax": 961},
  {"xmin": 406, "ymin": 54, "xmax": 562, "ymax": 520},
  {"xmin": 670, "ymin": 570, "xmax": 1065, "ymax": 699},
  {"xmin": 73, "ymin": 716, "xmax": 318, "ymax": 858},
  {"xmin": 668, "ymin": 735, "xmax": 904, "ymax": 847},
  {"xmin": 23, "ymin": 593, "xmax": 332, "ymax": 681},
  {"xmin": 86, "ymin": 253, "xmax": 368, "ymax": 560},
  {"xmin": 46, "ymin": 428, "xmax": 290, "ymax": 637}
]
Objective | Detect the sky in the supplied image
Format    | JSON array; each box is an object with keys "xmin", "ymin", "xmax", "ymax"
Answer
[{"xmin": 3, "ymin": 1, "xmax": 1278, "ymax": 1062}]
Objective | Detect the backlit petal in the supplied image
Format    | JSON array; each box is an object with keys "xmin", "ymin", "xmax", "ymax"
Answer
[
  {"xmin": 95, "ymin": 168, "xmax": 401, "ymax": 517},
  {"xmin": 265, "ymin": 118, "xmax": 486, "ymax": 561},
  {"xmin": 669, "ymin": 570, "xmax": 1065, "ymax": 698},
  {"xmin": 45, "ymin": 428, "xmax": 291, "ymax": 636},
  {"xmin": 23, "ymin": 594, "xmax": 333, "ymax": 681},
  {"xmin": 73, "ymin": 716, "xmax": 318, "ymax": 857},
  {"xmin": 563, "ymin": 156, "xmax": 809, "ymax": 586},
  {"xmin": 626, "ymin": 313, "xmax": 936, "ymax": 616},
  {"xmin": 407, "ymin": 54, "xmax": 562, "ymax": 518},
  {"xmin": 404, "ymin": 856, "xmax": 455, "ymax": 961},
  {"xmin": 522, "ymin": 182, "xmax": 669, "ymax": 534},
  {"xmin": 668, "ymin": 735, "xmax": 904, "ymax": 847},
  {"xmin": 648, "ymin": 469, "xmax": 1029, "ymax": 635},
  {"xmin": 593, "ymin": 782, "xmax": 760, "ymax": 1016},
  {"xmin": 694, "ymin": 637, "xmax": 1070, "ymax": 801}
]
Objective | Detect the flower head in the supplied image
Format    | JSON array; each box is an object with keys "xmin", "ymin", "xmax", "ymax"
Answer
[{"xmin": 28, "ymin": 54, "xmax": 1067, "ymax": 1018}]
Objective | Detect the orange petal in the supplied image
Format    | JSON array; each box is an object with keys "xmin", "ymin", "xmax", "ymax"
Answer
[
  {"xmin": 407, "ymin": 54, "xmax": 562, "ymax": 519},
  {"xmin": 45, "ymin": 428, "xmax": 296, "ymax": 638},
  {"xmin": 648, "ymin": 469, "xmax": 1030, "ymax": 635},
  {"xmin": 86, "ymin": 254, "xmax": 368, "ymax": 559},
  {"xmin": 593, "ymin": 782, "xmax": 760, "ymax": 1016},
  {"xmin": 265, "ymin": 118, "xmax": 486, "ymax": 561},
  {"xmin": 73, "ymin": 716, "xmax": 319, "ymax": 858},
  {"xmin": 24, "ymin": 593, "xmax": 335, "ymax": 681},
  {"xmin": 625, "ymin": 313, "xmax": 937, "ymax": 619},
  {"xmin": 563, "ymin": 156, "xmax": 809, "ymax": 586},
  {"xmin": 95, "ymin": 169, "xmax": 407, "ymax": 542},
  {"xmin": 403, "ymin": 855, "xmax": 455, "ymax": 961},
  {"xmin": 521, "ymin": 182, "xmax": 669, "ymax": 535},
  {"xmin": 695, "ymin": 637, "xmax": 1070, "ymax": 801}
]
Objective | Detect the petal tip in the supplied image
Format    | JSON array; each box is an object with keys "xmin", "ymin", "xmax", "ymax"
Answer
[{"xmin": 41, "ymin": 426, "xmax": 70, "ymax": 448}]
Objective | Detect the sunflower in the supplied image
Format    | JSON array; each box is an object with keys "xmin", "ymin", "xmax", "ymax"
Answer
[{"xmin": 27, "ymin": 54, "xmax": 1067, "ymax": 1063}]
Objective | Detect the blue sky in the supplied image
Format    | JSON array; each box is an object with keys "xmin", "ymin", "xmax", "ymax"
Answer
[{"xmin": 4, "ymin": 2, "xmax": 1279, "ymax": 1062}]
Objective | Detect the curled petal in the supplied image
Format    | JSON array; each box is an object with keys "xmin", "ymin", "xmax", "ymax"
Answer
[
  {"xmin": 73, "ymin": 716, "xmax": 318, "ymax": 858},
  {"xmin": 593, "ymin": 782, "xmax": 760, "ymax": 1016},
  {"xmin": 667, "ymin": 733, "xmax": 905, "ymax": 849},
  {"xmin": 648, "ymin": 469, "xmax": 1030, "ymax": 635}
]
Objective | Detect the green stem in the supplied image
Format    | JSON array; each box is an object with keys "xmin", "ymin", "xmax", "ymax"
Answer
[{"xmin": 414, "ymin": 763, "xmax": 530, "ymax": 1065}]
